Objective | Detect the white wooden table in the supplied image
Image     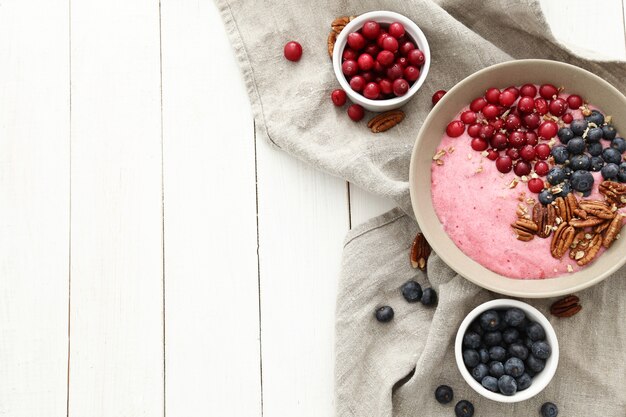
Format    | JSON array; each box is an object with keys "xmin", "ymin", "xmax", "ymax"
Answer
[{"xmin": 0, "ymin": 1, "xmax": 624, "ymax": 416}]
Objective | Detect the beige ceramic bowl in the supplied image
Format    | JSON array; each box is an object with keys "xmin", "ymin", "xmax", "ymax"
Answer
[{"xmin": 409, "ymin": 59, "xmax": 626, "ymax": 298}]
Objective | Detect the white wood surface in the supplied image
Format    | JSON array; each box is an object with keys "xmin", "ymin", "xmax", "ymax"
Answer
[{"xmin": 0, "ymin": 1, "xmax": 624, "ymax": 416}]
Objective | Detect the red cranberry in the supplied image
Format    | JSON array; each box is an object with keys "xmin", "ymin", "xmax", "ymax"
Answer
[
  {"xmin": 486, "ymin": 149, "xmax": 499, "ymax": 160},
  {"xmin": 499, "ymin": 90, "xmax": 517, "ymax": 107},
  {"xmin": 471, "ymin": 137, "xmax": 489, "ymax": 151},
  {"xmin": 376, "ymin": 32, "xmax": 389, "ymax": 48},
  {"xmin": 392, "ymin": 78, "xmax": 409, "ymax": 96},
  {"xmin": 349, "ymin": 75, "xmax": 365, "ymax": 92},
  {"xmin": 567, "ymin": 94, "xmax": 583, "ymax": 109},
  {"xmin": 342, "ymin": 59, "xmax": 359, "ymax": 77},
  {"xmin": 403, "ymin": 66, "xmax": 420, "ymax": 82},
  {"xmin": 549, "ymin": 98, "xmax": 567, "ymax": 116},
  {"xmin": 522, "ymin": 113, "xmax": 540, "ymax": 129},
  {"xmin": 407, "ymin": 49, "xmax": 425, "ymax": 66},
  {"xmin": 514, "ymin": 161, "xmax": 531, "ymax": 176},
  {"xmin": 480, "ymin": 124, "xmax": 495, "ymax": 139},
  {"xmin": 361, "ymin": 71, "xmax": 375, "ymax": 82},
  {"xmin": 517, "ymin": 96, "xmax": 535, "ymax": 113},
  {"xmin": 347, "ymin": 32, "xmax": 366, "ymax": 50},
  {"xmin": 496, "ymin": 156, "xmax": 513, "ymax": 173},
  {"xmin": 388, "ymin": 22, "xmax": 405, "ymax": 38},
  {"xmin": 508, "ymin": 131, "xmax": 526, "ymax": 148},
  {"xmin": 357, "ymin": 53, "xmax": 374, "ymax": 71},
  {"xmin": 527, "ymin": 178, "xmax": 544, "ymax": 193},
  {"xmin": 485, "ymin": 87, "xmax": 501, "ymax": 104},
  {"xmin": 470, "ymin": 97, "xmax": 488, "ymax": 112},
  {"xmin": 446, "ymin": 120, "xmax": 465, "ymax": 137},
  {"xmin": 506, "ymin": 148, "xmax": 520, "ymax": 160},
  {"xmin": 283, "ymin": 41, "xmax": 303, "ymax": 61},
  {"xmin": 525, "ymin": 131, "xmax": 538, "ymax": 146},
  {"xmin": 535, "ymin": 98, "xmax": 549, "ymax": 115},
  {"xmin": 520, "ymin": 83, "xmax": 537, "ymax": 97},
  {"xmin": 539, "ymin": 83, "xmax": 558, "ymax": 99},
  {"xmin": 343, "ymin": 48, "xmax": 357, "ymax": 61},
  {"xmin": 491, "ymin": 119, "xmax": 505, "ymax": 130},
  {"xmin": 534, "ymin": 161, "xmax": 550, "ymax": 176},
  {"xmin": 376, "ymin": 50, "xmax": 395, "ymax": 67},
  {"xmin": 520, "ymin": 144, "xmax": 536, "ymax": 161},
  {"xmin": 382, "ymin": 36, "xmax": 399, "ymax": 52},
  {"xmin": 505, "ymin": 114, "xmax": 522, "ymax": 130},
  {"xmin": 396, "ymin": 57, "xmax": 408, "ymax": 68},
  {"xmin": 387, "ymin": 64, "xmax": 403, "ymax": 80},
  {"xmin": 432, "ymin": 90, "xmax": 446, "ymax": 105},
  {"xmin": 490, "ymin": 132, "xmax": 508, "ymax": 150},
  {"xmin": 362, "ymin": 21, "xmax": 381, "ymax": 40},
  {"xmin": 373, "ymin": 61, "xmax": 386, "ymax": 74},
  {"xmin": 331, "ymin": 89, "xmax": 347, "ymax": 106},
  {"xmin": 504, "ymin": 86, "xmax": 520, "ymax": 98},
  {"xmin": 347, "ymin": 104, "xmax": 365, "ymax": 121},
  {"xmin": 538, "ymin": 120, "xmax": 558, "ymax": 139},
  {"xmin": 363, "ymin": 82, "xmax": 381, "ymax": 99},
  {"xmin": 399, "ymin": 41, "xmax": 415, "ymax": 56},
  {"xmin": 468, "ymin": 123, "xmax": 482, "ymax": 138},
  {"xmin": 534, "ymin": 143, "xmax": 551, "ymax": 160},
  {"xmin": 562, "ymin": 113, "xmax": 573, "ymax": 124},
  {"xmin": 482, "ymin": 104, "xmax": 500, "ymax": 119},
  {"xmin": 379, "ymin": 79, "xmax": 393, "ymax": 95},
  {"xmin": 460, "ymin": 111, "xmax": 477, "ymax": 124},
  {"xmin": 364, "ymin": 44, "xmax": 380, "ymax": 57}
]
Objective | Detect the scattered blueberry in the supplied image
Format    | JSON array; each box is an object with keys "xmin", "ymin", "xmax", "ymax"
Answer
[
  {"xmin": 463, "ymin": 349, "xmax": 480, "ymax": 368},
  {"xmin": 503, "ymin": 307, "xmax": 526, "ymax": 326},
  {"xmin": 531, "ymin": 340, "xmax": 552, "ymax": 359},
  {"xmin": 421, "ymin": 288, "xmax": 437, "ymax": 306},
  {"xmin": 586, "ymin": 126, "xmax": 603, "ymax": 142},
  {"xmin": 562, "ymin": 166, "xmax": 573, "ymax": 178},
  {"xmin": 484, "ymin": 331, "xmax": 503, "ymax": 347},
  {"xmin": 551, "ymin": 145, "xmax": 569, "ymax": 164},
  {"xmin": 479, "ymin": 347, "xmax": 490, "ymax": 364},
  {"xmin": 570, "ymin": 170, "xmax": 594, "ymax": 192},
  {"xmin": 557, "ymin": 127, "xmax": 573, "ymax": 144},
  {"xmin": 538, "ymin": 189, "xmax": 556, "ymax": 205},
  {"xmin": 489, "ymin": 346, "xmax": 507, "ymax": 362},
  {"xmin": 601, "ymin": 162, "xmax": 619, "ymax": 180},
  {"xmin": 481, "ymin": 375, "xmax": 499, "ymax": 392},
  {"xmin": 497, "ymin": 375, "xmax": 517, "ymax": 396},
  {"xmin": 504, "ymin": 357, "xmax": 525, "ymax": 378},
  {"xmin": 375, "ymin": 306, "xmax": 394, "ymax": 322},
  {"xmin": 502, "ymin": 327, "xmax": 520, "ymax": 344},
  {"xmin": 590, "ymin": 156, "xmax": 604, "ymax": 172},
  {"xmin": 526, "ymin": 354, "xmax": 546, "ymax": 373},
  {"xmin": 587, "ymin": 141, "xmax": 603, "ymax": 156},
  {"xmin": 516, "ymin": 373, "xmax": 532, "ymax": 391},
  {"xmin": 455, "ymin": 400, "xmax": 474, "ymax": 417},
  {"xmin": 602, "ymin": 147, "xmax": 622, "ymax": 164},
  {"xmin": 570, "ymin": 119, "xmax": 588, "ymax": 136},
  {"xmin": 479, "ymin": 310, "xmax": 501, "ymax": 331},
  {"xmin": 489, "ymin": 361, "xmax": 505, "ymax": 378},
  {"xmin": 401, "ymin": 280, "xmax": 423, "ymax": 303},
  {"xmin": 547, "ymin": 167, "xmax": 566, "ymax": 185},
  {"xmin": 603, "ymin": 124, "xmax": 617, "ymax": 140},
  {"xmin": 540, "ymin": 402, "xmax": 559, "ymax": 417},
  {"xmin": 612, "ymin": 137, "xmax": 626, "ymax": 153},
  {"xmin": 618, "ymin": 162, "xmax": 626, "ymax": 182},
  {"xmin": 570, "ymin": 154, "xmax": 591, "ymax": 171},
  {"xmin": 555, "ymin": 181, "xmax": 572, "ymax": 197},
  {"xmin": 585, "ymin": 109, "xmax": 604, "ymax": 125},
  {"xmin": 471, "ymin": 363, "xmax": 489, "ymax": 382},
  {"xmin": 566, "ymin": 137, "xmax": 585, "ymax": 155},
  {"xmin": 508, "ymin": 343, "xmax": 529, "ymax": 360},
  {"xmin": 463, "ymin": 331, "xmax": 482, "ymax": 349},
  {"xmin": 434, "ymin": 385, "xmax": 453, "ymax": 404}
]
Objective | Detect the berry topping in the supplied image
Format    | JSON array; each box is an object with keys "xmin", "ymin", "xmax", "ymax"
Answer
[{"xmin": 528, "ymin": 178, "xmax": 544, "ymax": 193}]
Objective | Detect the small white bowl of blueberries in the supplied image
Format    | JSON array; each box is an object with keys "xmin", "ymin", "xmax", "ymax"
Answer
[{"xmin": 455, "ymin": 299, "xmax": 559, "ymax": 403}]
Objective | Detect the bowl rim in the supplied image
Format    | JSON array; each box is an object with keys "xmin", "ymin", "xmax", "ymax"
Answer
[
  {"xmin": 454, "ymin": 299, "xmax": 559, "ymax": 403},
  {"xmin": 332, "ymin": 10, "xmax": 431, "ymax": 109},
  {"xmin": 409, "ymin": 59, "xmax": 626, "ymax": 298}
]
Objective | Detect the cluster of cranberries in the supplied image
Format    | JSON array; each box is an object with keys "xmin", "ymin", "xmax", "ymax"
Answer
[
  {"xmin": 340, "ymin": 21, "xmax": 425, "ymax": 100},
  {"xmin": 445, "ymin": 84, "xmax": 585, "ymax": 194}
]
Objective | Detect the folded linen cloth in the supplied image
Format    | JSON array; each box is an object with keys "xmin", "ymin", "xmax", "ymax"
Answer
[{"xmin": 216, "ymin": 0, "xmax": 626, "ymax": 414}]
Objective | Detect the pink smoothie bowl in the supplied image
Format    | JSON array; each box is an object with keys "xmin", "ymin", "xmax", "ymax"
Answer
[{"xmin": 409, "ymin": 59, "xmax": 626, "ymax": 298}]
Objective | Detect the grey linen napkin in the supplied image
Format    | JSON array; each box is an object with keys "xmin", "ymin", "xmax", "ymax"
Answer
[{"xmin": 216, "ymin": 0, "xmax": 626, "ymax": 414}]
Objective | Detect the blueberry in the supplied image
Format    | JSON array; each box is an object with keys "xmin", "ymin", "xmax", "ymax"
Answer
[
  {"xmin": 602, "ymin": 147, "xmax": 622, "ymax": 164},
  {"xmin": 538, "ymin": 189, "xmax": 556, "ymax": 205},
  {"xmin": 562, "ymin": 166, "xmax": 573, "ymax": 178},
  {"xmin": 484, "ymin": 331, "xmax": 503, "ymax": 347},
  {"xmin": 463, "ymin": 331, "xmax": 482, "ymax": 349},
  {"xmin": 524, "ymin": 337, "xmax": 534, "ymax": 349},
  {"xmin": 471, "ymin": 363, "xmax": 489, "ymax": 382},
  {"xmin": 586, "ymin": 126, "xmax": 603, "ymax": 142},
  {"xmin": 469, "ymin": 321, "xmax": 485, "ymax": 336},
  {"xmin": 481, "ymin": 375, "xmax": 499, "ymax": 392},
  {"xmin": 585, "ymin": 109, "xmax": 605, "ymax": 126},
  {"xmin": 503, "ymin": 307, "xmax": 526, "ymax": 326},
  {"xmin": 375, "ymin": 306, "xmax": 394, "ymax": 322},
  {"xmin": 421, "ymin": 288, "xmax": 437, "ymax": 306},
  {"xmin": 504, "ymin": 357, "xmax": 525, "ymax": 377},
  {"xmin": 570, "ymin": 119, "xmax": 588, "ymax": 136},
  {"xmin": 590, "ymin": 156, "xmax": 604, "ymax": 172},
  {"xmin": 454, "ymin": 400, "xmax": 474, "ymax": 417},
  {"xmin": 570, "ymin": 170, "xmax": 594, "ymax": 192},
  {"xmin": 570, "ymin": 154, "xmax": 591, "ymax": 171},
  {"xmin": 601, "ymin": 163, "xmax": 619, "ymax": 180},
  {"xmin": 603, "ymin": 124, "xmax": 617, "ymax": 140},
  {"xmin": 566, "ymin": 137, "xmax": 585, "ymax": 155},
  {"xmin": 526, "ymin": 322, "xmax": 546, "ymax": 341},
  {"xmin": 478, "ymin": 347, "xmax": 490, "ymax": 364},
  {"xmin": 479, "ymin": 309, "xmax": 501, "ymax": 331},
  {"xmin": 489, "ymin": 361, "xmax": 505, "ymax": 378},
  {"xmin": 551, "ymin": 145, "xmax": 569, "ymax": 164},
  {"xmin": 618, "ymin": 162, "xmax": 626, "ymax": 183},
  {"xmin": 555, "ymin": 181, "xmax": 572, "ymax": 198},
  {"xmin": 489, "ymin": 346, "xmax": 507, "ymax": 362},
  {"xmin": 531, "ymin": 340, "xmax": 552, "ymax": 359},
  {"xmin": 401, "ymin": 280, "xmax": 422, "ymax": 302},
  {"xmin": 508, "ymin": 343, "xmax": 529, "ymax": 360},
  {"xmin": 547, "ymin": 167, "xmax": 566, "ymax": 185},
  {"xmin": 540, "ymin": 402, "xmax": 559, "ymax": 417},
  {"xmin": 434, "ymin": 384, "xmax": 454, "ymax": 404},
  {"xmin": 587, "ymin": 141, "xmax": 603, "ymax": 156},
  {"xmin": 502, "ymin": 328, "xmax": 520, "ymax": 344},
  {"xmin": 612, "ymin": 137, "xmax": 626, "ymax": 153},
  {"xmin": 526, "ymin": 354, "xmax": 546, "ymax": 373},
  {"xmin": 557, "ymin": 127, "xmax": 573, "ymax": 144},
  {"xmin": 463, "ymin": 349, "xmax": 480, "ymax": 368},
  {"xmin": 497, "ymin": 375, "xmax": 517, "ymax": 396},
  {"xmin": 516, "ymin": 373, "xmax": 532, "ymax": 391}
]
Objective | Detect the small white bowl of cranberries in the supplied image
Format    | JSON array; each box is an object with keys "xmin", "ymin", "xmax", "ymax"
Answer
[{"xmin": 332, "ymin": 11, "xmax": 430, "ymax": 112}]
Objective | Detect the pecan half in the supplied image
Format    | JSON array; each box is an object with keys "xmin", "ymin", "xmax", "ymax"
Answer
[
  {"xmin": 327, "ymin": 31, "xmax": 337, "ymax": 58},
  {"xmin": 599, "ymin": 180, "xmax": 626, "ymax": 207},
  {"xmin": 550, "ymin": 223, "xmax": 575, "ymax": 259},
  {"xmin": 554, "ymin": 197, "xmax": 569, "ymax": 223},
  {"xmin": 532, "ymin": 203, "xmax": 555, "ymax": 238},
  {"xmin": 410, "ymin": 232, "xmax": 431, "ymax": 270},
  {"xmin": 577, "ymin": 233, "xmax": 602, "ymax": 266},
  {"xmin": 569, "ymin": 230, "xmax": 587, "ymax": 260},
  {"xmin": 367, "ymin": 110, "xmax": 405, "ymax": 133},
  {"xmin": 578, "ymin": 200, "xmax": 615, "ymax": 219},
  {"xmin": 569, "ymin": 216, "xmax": 605, "ymax": 228},
  {"xmin": 550, "ymin": 295, "xmax": 582, "ymax": 318},
  {"xmin": 331, "ymin": 16, "xmax": 355, "ymax": 34},
  {"xmin": 511, "ymin": 218, "xmax": 538, "ymax": 241},
  {"xmin": 595, "ymin": 221, "xmax": 611, "ymax": 234},
  {"xmin": 602, "ymin": 213, "xmax": 624, "ymax": 248},
  {"xmin": 566, "ymin": 192, "xmax": 578, "ymax": 219}
]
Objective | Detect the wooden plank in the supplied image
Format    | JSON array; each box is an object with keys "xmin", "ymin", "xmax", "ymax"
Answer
[
  {"xmin": 541, "ymin": 0, "xmax": 626, "ymax": 59},
  {"xmin": 160, "ymin": 1, "xmax": 262, "ymax": 416},
  {"xmin": 0, "ymin": 2, "xmax": 70, "ymax": 416},
  {"xmin": 348, "ymin": 183, "xmax": 397, "ymax": 228},
  {"xmin": 67, "ymin": 1, "xmax": 164, "ymax": 415}
]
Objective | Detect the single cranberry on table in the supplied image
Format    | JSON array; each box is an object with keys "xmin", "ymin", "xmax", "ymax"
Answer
[
  {"xmin": 528, "ymin": 178, "xmax": 545, "ymax": 193},
  {"xmin": 460, "ymin": 110, "xmax": 477, "ymax": 124},
  {"xmin": 349, "ymin": 75, "xmax": 366, "ymax": 92},
  {"xmin": 534, "ymin": 161, "xmax": 550, "ymax": 176},
  {"xmin": 446, "ymin": 120, "xmax": 465, "ymax": 137},
  {"xmin": 407, "ymin": 49, "xmax": 425, "ymax": 66},
  {"xmin": 388, "ymin": 22, "xmax": 405, "ymax": 38},
  {"xmin": 283, "ymin": 41, "xmax": 303, "ymax": 62},
  {"xmin": 347, "ymin": 32, "xmax": 366, "ymax": 50},
  {"xmin": 567, "ymin": 94, "xmax": 583, "ymax": 109},
  {"xmin": 539, "ymin": 83, "xmax": 558, "ymax": 99},
  {"xmin": 471, "ymin": 137, "xmax": 489, "ymax": 151},
  {"xmin": 403, "ymin": 66, "xmax": 420, "ymax": 82},
  {"xmin": 470, "ymin": 97, "xmax": 487, "ymax": 112},
  {"xmin": 347, "ymin": 104, "xmax": 365, "ymax": 121},
  {"xmin": 496, "ymin": 155, "xmax": 513, "ymax": 173},
  {"xmin": 342, "ymin": 59, "xmax": 359, "ymax": 77},
  {"xmin": 357, "ymin": 53, "xmax": 375, "ymax": 71},
  {"xmin": 467, "ymin": 123, "xmax": 482, "ymax": 138},
  {"xmin": 432, "ymin": 89, "xmax": 447, "ymax": 105},
  {"xmin": 399, "ymin": 40, "xmax": 415, "ymax": 56},
  {"xmin": 363, "ymin": 82, "xmax": 381, "ymax": 99},
  {"xmin": 535, "ymin": 143, "xmax": 551, "ymax": 160},
  {"xmin": 485, "ymin": 87, "xmax": 501, "ymax": 104},
  {"xmin": 361, "ymin": 20, "xmax": 381, "ymax": 39},
  {"xmin": 517, "ymin": 96, "xmax": 535, "ymax": 113},
  {"xmin": 376, "ymin": 50, "xmax": 395, "ymax": 67},
  {"xmin": 331, "ymin": 89, "xmax": 347, "ymax": 106},
  {"xmin": 393, "ymin": 78, "xmax": 410, "ymax": 96},
  {"xmin": 520, "ymin": 83, "xmax": 537, "ymax": 97},
  {"xmin": 549, "ymin": 98, "xmax": 567, "ymax": 116},
  {"xmin": 514, "ymin": 161, "xmax": 531, "ymax": 176},
  {"xmin": 382, "ymin": 36, "xmax": 399, "ymax": 53}
]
